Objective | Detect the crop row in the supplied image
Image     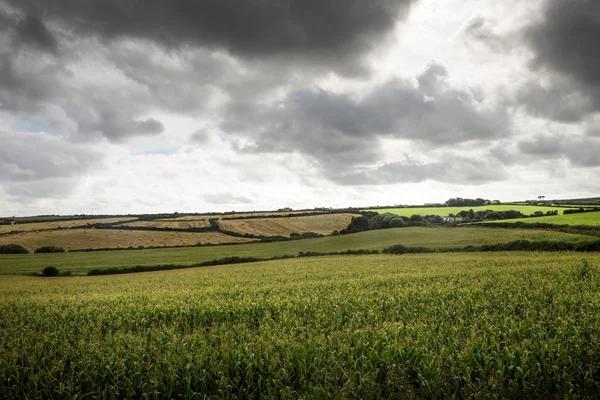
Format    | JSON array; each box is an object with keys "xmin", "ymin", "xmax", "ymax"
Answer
[{"xmin": 1, "ymin": 253, "xmax": 600, "ymax": 398}]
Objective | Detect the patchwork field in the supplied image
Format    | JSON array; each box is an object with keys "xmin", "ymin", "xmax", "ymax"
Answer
[
  {"xmin": 219, "ymin": 213, "xmax": 358, "ymax": 236},
  {"xmin": 0, "ymin": 229, "xmax": 255, "ymax": 253},
  {"xmin": 490, "ymin": 211, "xmax": 600, "ymax": 226},
  {"xmin": 164, "ymin": 211, "xmax": 323, "ymax": 221},
  {"xmin": 1, "ymin": 227, "xmax": 595, "ymax": 275},
  {"xmin": 2, "ymin": 252, "xmax": 600, "ymax": 398},
  {"xmin": 120, "ymin": 219, "xmax": 210, "ymax": 229},
  {"xmin": 372, "ymin": 205, "xmax": 573, "ymax": 217},
  {"xmin": 0, "ymin": 217, "xmax": 135, "ymax": 234}
]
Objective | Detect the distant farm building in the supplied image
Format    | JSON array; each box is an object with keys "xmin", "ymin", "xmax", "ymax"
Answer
[{"xmin": 443, "ymin": 216, "xmax": 463, "ymax": 223}]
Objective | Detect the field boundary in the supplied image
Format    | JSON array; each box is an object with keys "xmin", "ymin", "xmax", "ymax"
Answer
[{"xmin": 31, "ymin": 238, "xmax": 600, "ymax": 277}]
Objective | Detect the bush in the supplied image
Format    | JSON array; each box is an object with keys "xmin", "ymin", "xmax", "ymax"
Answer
[
  {"xmin": 35, "ymin": 246, "xmax": 66, "ymax": 253},
  {"xmin": 299, "ymin": 232, "xmax": 322, "ymax": 239},
  {"xmin": 346, "ymin": 216, "xmax": 370, "ymax": 233},
  {"xmin": 0, "ymin": 244, "xmax": 28, "ymax": 254},
  {"xmin": 41, "ymin": 266, "xmax": 59, "ymax": 277}
]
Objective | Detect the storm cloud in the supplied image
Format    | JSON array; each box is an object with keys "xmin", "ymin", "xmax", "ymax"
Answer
[
  {"xmin": 329, "ymin": 155, "xmax": 508, "ymax": 186},
  {"xmin": 222, "ymin": 63, "xmax": 510, "ymax": 183},
  {"xmin": 520, "ymin": 0, "xmax": 600, "ymax": 121},
  {"xmin": 518, "ymin": 135, "xmax": 600, "ymax": 168},
  {"xmin": 5, "ymin": 0, "xmax": 416, "ymax": 74}
]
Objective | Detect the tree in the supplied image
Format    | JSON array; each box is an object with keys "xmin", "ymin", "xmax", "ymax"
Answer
[{"xmin": 347, "ymin": 216, "xmax": 370, "ymax": 233}]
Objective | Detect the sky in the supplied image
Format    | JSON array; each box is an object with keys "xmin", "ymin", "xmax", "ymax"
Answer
[{"xmin": 1, "ymin": 0, "xmax": 599, "ymax": 216}]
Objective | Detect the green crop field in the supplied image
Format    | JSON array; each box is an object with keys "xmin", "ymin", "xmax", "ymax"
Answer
[
  {"xmin": 1, "ymin": 227, "xmax": 596, "ymax": 276},
  {"xmin": 2, "ymin": 252, "xmax": 600, "ymax": 398},
  {"xmin": 372, "ymin": 205, "xmax": 572, "ymax": 217},
  {"xmin": 490, "ymin": 211, "xmax": 600, "ymax": 226}
]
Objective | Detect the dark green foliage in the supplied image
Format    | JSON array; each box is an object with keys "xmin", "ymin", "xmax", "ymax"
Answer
[
  {"xmin": 0, "ymin": 244, "xmax": 28, "ymax": 254},
  {"xmin": 346, "ymin": 216, "xmax": 370, "ymax": 233},
  {"xmin": 34, "ymin": 246, "xmax": 66, "ymax": 253},
  {"xmin": 289, "ymin": 232, "xmax": 322, "ymax": 239},
  {"xmin": 41, "ymin": 266, "xmax": 59, "ymax": 277},
  {"xmin": 564, "ymin": 208, "xmax": 599, "ymax": 215},
  {"xmin": 484, "ymin": 212, "xmax": 501, "ymax": 220},
  {"xmin": 368, "ymin": 213, "xmax": 406, "ymax": 229},
  {"xmin": 382, "ymin": 245, "xmax": 432, "ymax": 254},
  {"xmin": 445, "ymin": 197, "xmax": 489, "ymax": 207}
]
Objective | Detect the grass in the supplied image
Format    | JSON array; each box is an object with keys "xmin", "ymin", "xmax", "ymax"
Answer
[
  {"xmin": 372, "ymin": 205, "xmax": 573, "ymax": 217},
  {"xmin": 1, "ymin": 252, "xmax": 600, "ymax": 398},
  {"xmin": 0, "ymin": 229, "xmax": 254, "ymax": 253},
  {"xmin": 219, "ymin": 213, "xmax": 357, "ymax": 236},
  {"xmin": 489, "ymin": 211, "xmax": 600, "ymax": 226},
  {"xmin": 1, "ymin": 227, "xmax": 596, "ymax": 276}
]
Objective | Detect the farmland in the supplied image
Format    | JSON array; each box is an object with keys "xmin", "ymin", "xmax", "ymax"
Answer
[
  {"xmin": 373, "ymin": 204, "xmax": 573, "ymax": 218},
  {"xmin": 490, "ymin": 211, "xmax": 600, "ymax": 226},
  {"xmin": 166, "ymin": 211, "xmax": 324, "ymax": 220},
  {"xmin": 2, "ymin": 252, "xmax": 600, "ymax": 398},
  {"xmin": 119, "ymin": 219, "xmax": 211, "ymax": 229},
  {"xmin": 1, "ymin": 227, "xmax": 596, "ymax": 276},
  {"xmin": 0, "ymin": 229, "xmax": 254, "ymax": 253},
  {"xmin": 0, "ymin": 217, "xmax": 135, "ymax": 234},
  {"xmin": 218, "ymin": 213, "xmax": 357, "ymax": 236}
]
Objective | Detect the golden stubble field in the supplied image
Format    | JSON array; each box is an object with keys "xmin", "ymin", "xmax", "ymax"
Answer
[
  {"xmin": 120, "ymin": 219, "xmax": 210, "ymax": 229},
  {"xmin": 0, "ymin": 217, "xmax": 135, "ymax": 234},
  {"xmin": 0, "ymin": 229, "xmax": 255, "ymax": 251},
  {"xmin": 219, "ymin": 213, "xmax": 358, "ymax": 236}
]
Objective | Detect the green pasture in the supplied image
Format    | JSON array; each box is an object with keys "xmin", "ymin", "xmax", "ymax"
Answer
[
  {"xmin": 371, "ymin": 204, "xmax": 572, "ymax": 217},
  {"xmin": 490, "ymin": 211, "xmax": 600, "ymax": 226}
]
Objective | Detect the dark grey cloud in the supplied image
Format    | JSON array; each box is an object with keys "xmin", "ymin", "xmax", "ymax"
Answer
[
  {"xmin": 15, "ymin": 14, "xmax": 58, "ymax": 52},
  {"xmin": 329, "ymin": 155, "xmax": 507, "ymax": 186},
  {"xmin": 0, "ymin": 44, "xmax": 166, "ymax": 141},
  {"xmin": 519, "ymin": 0, "xmax": 600, "ymax": 121},
  {"xmin": 515, "ymin": 78, "xmax": 597, "ymax": 123},
  {"xmin": 221, "ymin": 63, "xmax": 510, "ymax": 183},
  {"xmin": 7, "ymin": 0, "xmax": 417, "ymax": 74},
  {"xmin": 0, "ymin": 130, "xmax": 102, "ymax": 182},
  {"xmin": 506, "ymin": 134, "xmax": 600, "ymax": 168}
]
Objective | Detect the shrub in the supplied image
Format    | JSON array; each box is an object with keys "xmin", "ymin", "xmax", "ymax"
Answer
[
  {"xmin": 41, "ymin": 266, "xmax": 59, "ymax": 277},
  {"xmin": 299, "ymin": 232, "xmax": 322, "ymax": 239},
  {"xmin": 35, "ymin": 246, "xmax": 66, "ymax": 253},
  {"xmin": 346, "ymin": 216, "xmax": 370, "ymax": 233},
  {"xmin": 0, "ymin": 244, "xmax": 29, "ymax": 254}
]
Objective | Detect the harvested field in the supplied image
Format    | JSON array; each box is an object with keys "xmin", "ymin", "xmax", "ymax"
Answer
[
  {"xmin": 0, "ymin": 229, "xmax": 255, "ymax": 252},
  {"xmin": 0, "ymin": 217, "xmax": 135, "ymax": 235},
  {"xmin": 121, "ymin": 220, "xmax": 210, "ymax": 229},
  {"xmin": 218, "ymin": 213, "xmax": 358, "ymax": 236},
  {"xmin": 165, "ymin": 211, "xmax": 324, "ymax": 221}
]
